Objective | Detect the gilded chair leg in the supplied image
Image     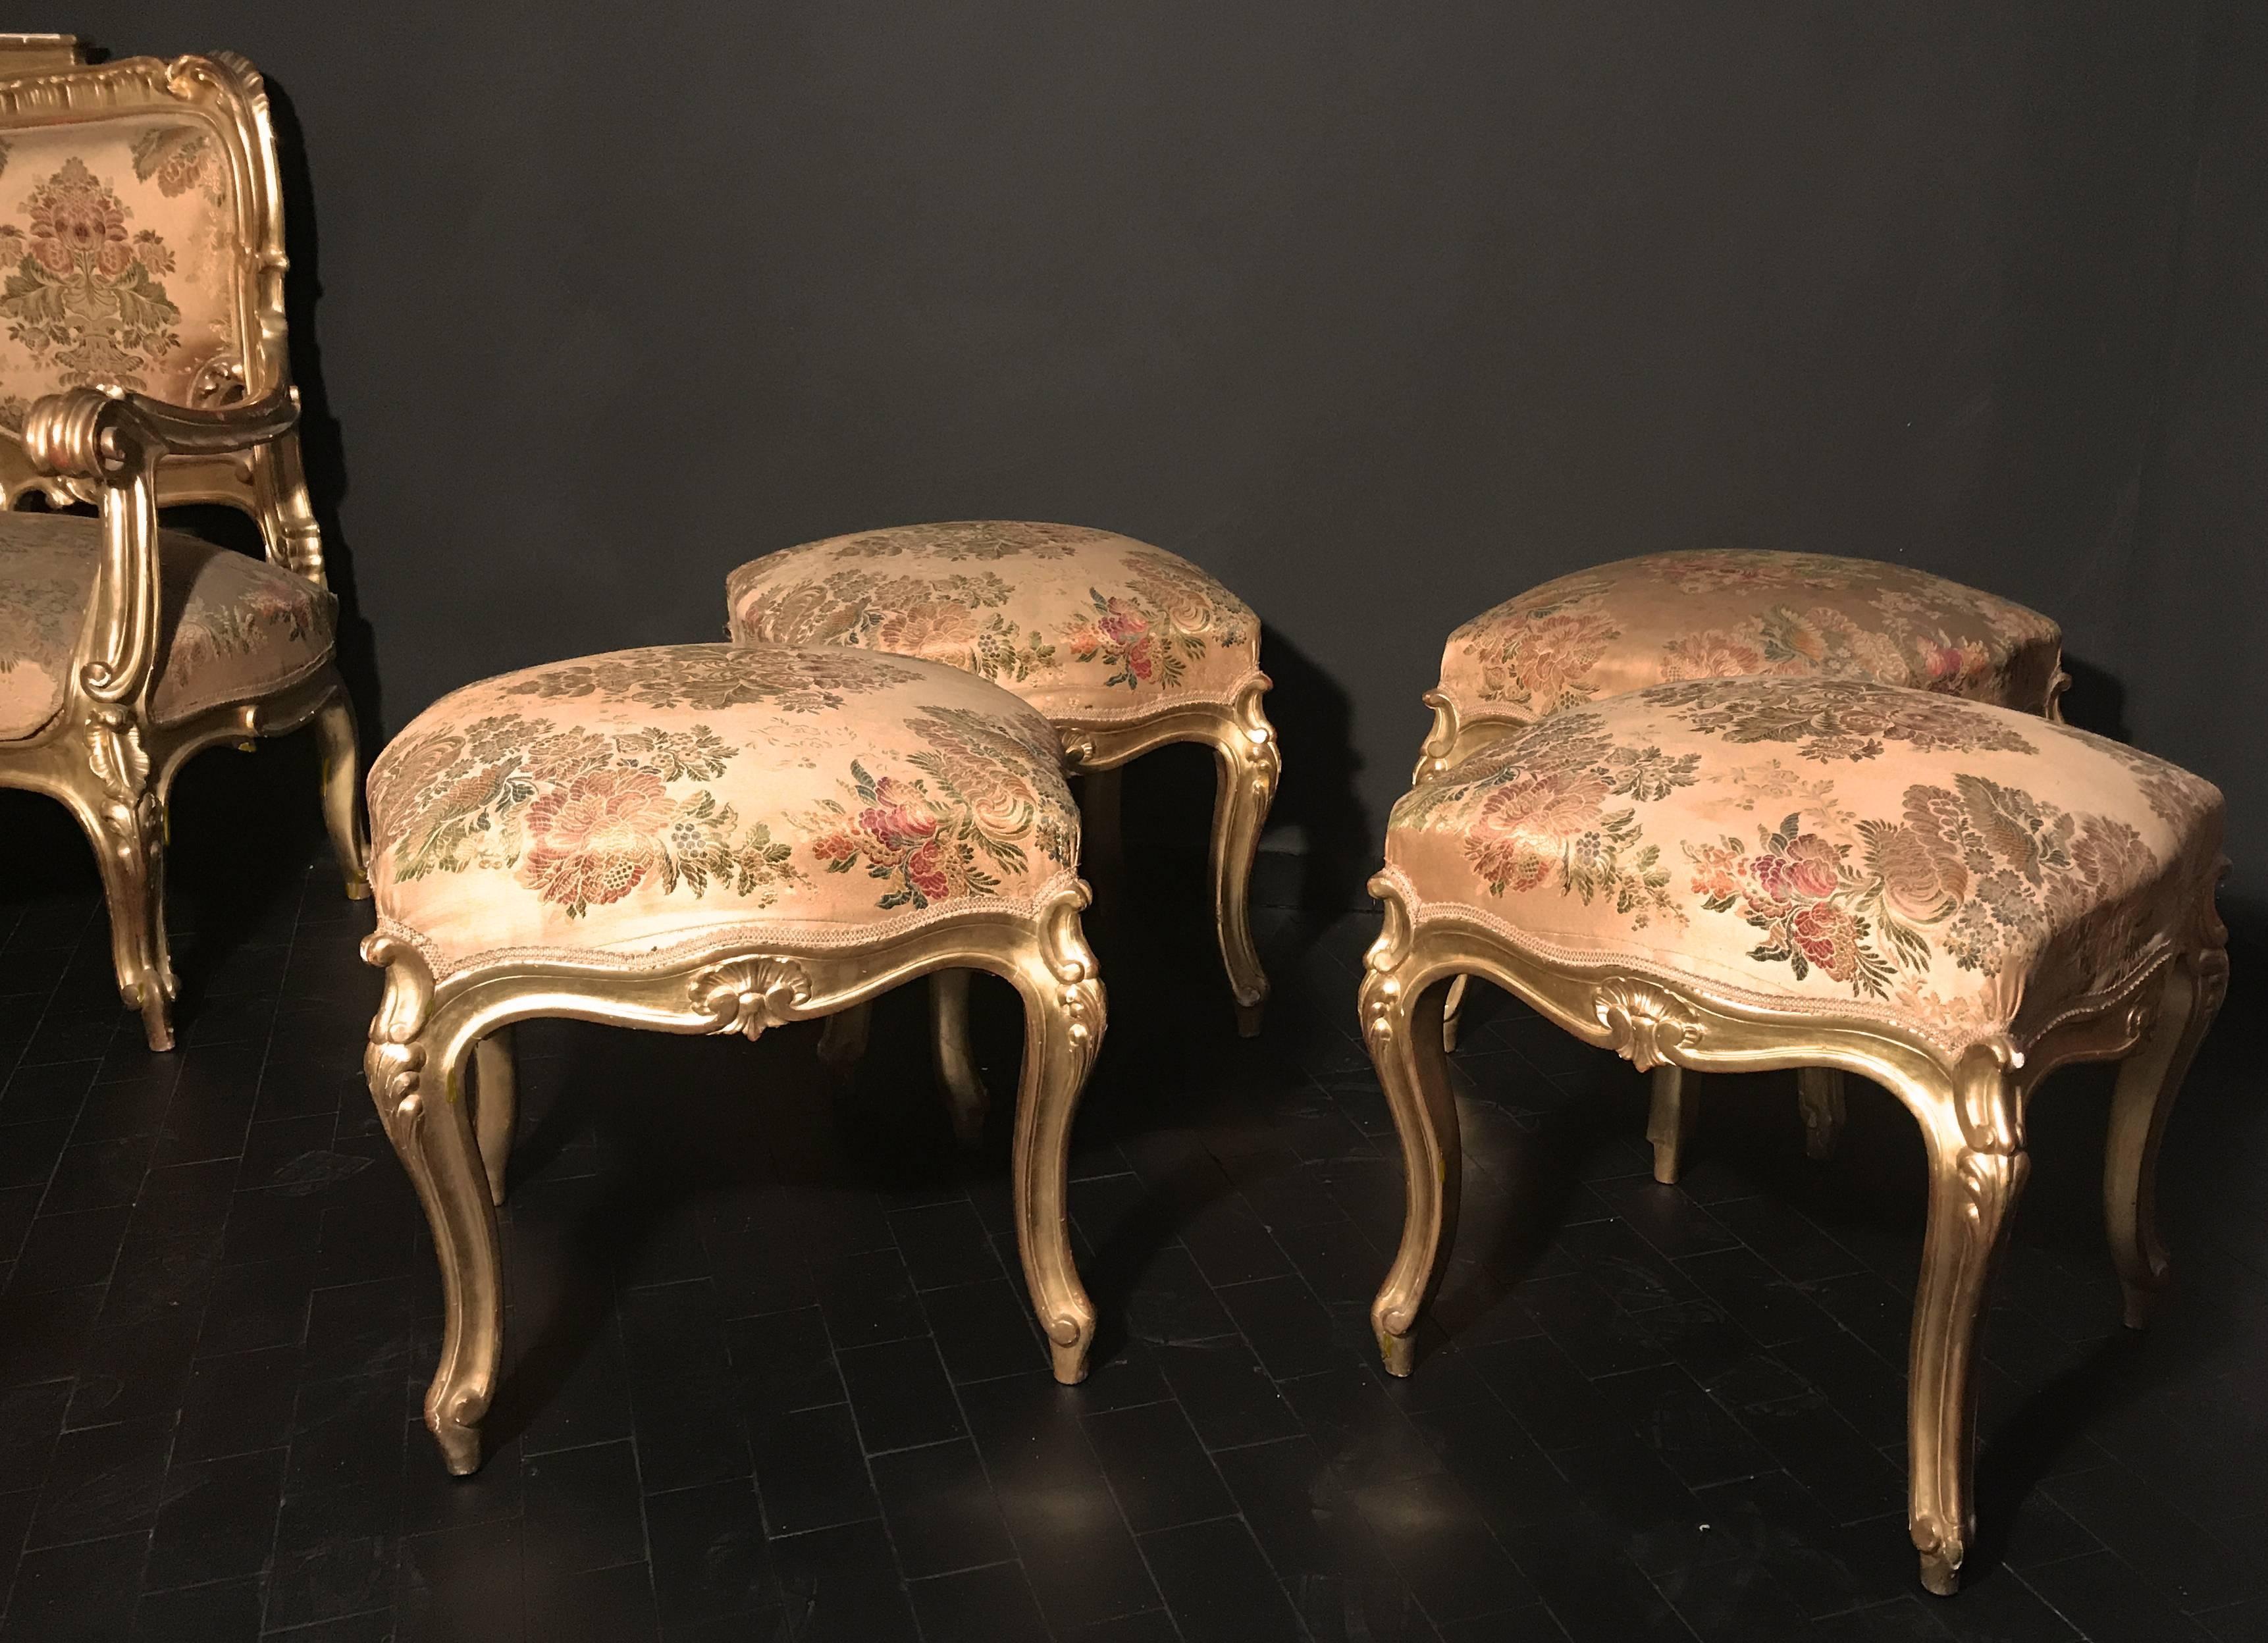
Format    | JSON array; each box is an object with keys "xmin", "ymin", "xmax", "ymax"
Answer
[
  {"xmin": 1908, "ymin": 1090, "xmax": 2028, "ymax": 1597},
  {"xmin": 816, "ymin": 999, "xmax": 870, "ymax": 1082},
  {"xmin": 1646, "ymin": 1064, "xmax": 1694, "ymax": 1184},
  {"xmin": 2105, "ymin": 955, "xmax": 2225, "ymax": 1329},
  {"xmin": 72, "ymin": 789, "xmax": 176, "ymax": 1051},
  {"xmin": 1203, "ymin": 687, "xmax": 1280, "ymax": 1038},
  {"xmin": 365, "ymin": 976, "xmax": 501, "ymax": 1476},
  {"xmin": 1078, "ymin": 766, "xmax": 1124, "ymax": 911},
  {"xmin": 1440, "ymin": 975, "xmax": 1469, "ymax": 1053},
  {"xmin": 311, "ymin": 687, "xmax": 369, "ymax": 899},
  {"xmin": 930, "ymin": 969, "xmax": 989, "ymax": 1144},
  {"xmin": 1009, "ymin": 926, "xmax": 1105, "ymax": 1384},
  {"xmin": 1363, "ymin": 964, "xmax": 1459, "ymax": 1378},
  {"xmin": 472, "ymin": 1027, "xmax": 517, "ymax": 1209},
  {"xmin": 1798, "ymin": 1067, "xmax": 1847, "ymax": 1162}
]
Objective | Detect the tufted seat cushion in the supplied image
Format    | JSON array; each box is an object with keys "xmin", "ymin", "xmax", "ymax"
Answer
[
  {"xmin": 0, "ymin": 511, "xmax": 335, "ymax": 740},
  {"xmin": 1384, "ymin": 677, "xmax": 2222, "ymax": 1054},
  {"xmin": 725, "ymin": 521, "xmax": 1262, "ymax": 722},
  {"xmin": 1434, "ymin": 551, "xmax": 2064, "ymax": 731},
  {"xmin": 367, "ymin": 644, "xmax": 1081, "ymax": 976}
]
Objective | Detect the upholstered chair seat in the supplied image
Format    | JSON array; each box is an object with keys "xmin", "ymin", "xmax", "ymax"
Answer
[
  {"xmin": 727, "ymin": 519, "xmax": 1280, "ymax": 1035},
  {"xmin": 1417, "ymin": 550, "xmax": 2066, "ymax": 779},
  {"xmin": 361, "ymin": 644, "xmax": 1107, "ymax": 1476},
  {"xmin": 1359, "ymin": 675, "xmax": 2227, "ymax": 1595},
  {"xmin": 0, "ymin": 512, "xmax": 335, "ymax": 739},
  {"xmin": 368, "ymin": 643, "xmax": 1080, "ymax": 974},
  {"xmin": 727, "ymin": 521, "xmax": 1263, "ymax": 720}
]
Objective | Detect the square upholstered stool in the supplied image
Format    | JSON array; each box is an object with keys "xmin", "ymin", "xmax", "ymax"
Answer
[
  {"xmin": 727, "ymin": 521, "xmax": 1279, "ymax": 1036},
  {"xmin": 1358, "ymin": 676, "xmax": 2225, "ymax": 1594},
  {"xmin": 1415, "ymin": 549, "xmax": 2067, "ymax": 779},
  {"xmin": 1415, "ymin": 548, "xmax": 2069, "ymax": 1142},
  {"xmin": 360, "ymin": 644, "xmax": 1105, "ymax": 1474}
]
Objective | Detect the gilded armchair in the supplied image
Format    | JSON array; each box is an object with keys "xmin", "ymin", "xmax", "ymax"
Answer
[{"xmin": 0, "ymin": 43, "xmax": 365, "ymax": 1049}]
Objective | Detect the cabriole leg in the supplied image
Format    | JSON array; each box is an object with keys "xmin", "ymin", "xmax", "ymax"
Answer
[
  {"xmin": 1078, "ymin": 766, "xmax": 1124, "ymax": 908},
  {"xmin": 72, "ymin": 785, "xmax": 176, "ymax": 1051},
  {"xmin": 1908, "ymin": 1082, "xmax": 2028, "ymax": 1596},
  {"xmin": 1798, "ymin": 1067, "xmax": 1847, "ymax": 1162},
  {"xmin": 364, "ymin": 945, "xmax": 501, "ymax": 1476},
  {"xmin": 311, "ymin": 687, "xmax": 369, "ymax": 899},
  {"xmin": 473, "ymin": 1027, "xmax": 517, "ymax": 1209},
  {"xmin": 1009, "ymin": 923, "xmax": 1105, "ymax": 1384},
  {"xmin": 2105, "ymin": 955, "xmax": 2225, "ymax": 1328},
  {"xmin": 930, "ymin": 969, "xmax": 988, "ymax": 1144},
  {"xmin": 1646, "ymin": 1064, "xmax": 1695, "ymax": 1185},
  {"xmin": 816, "ymin": 999, "xmax": 871, "ymax": 1082},
  {"xmin": 1203, "ymin": 688, "xmax": 1280, "ymax": 1037},
  {"xmin": 1363, "ymin": 962, "xmax": 1459, "ymax": 1377},
  {"xmin": 1440, "ymin": 974, "xmax": 1469, "ymax": 1052}
]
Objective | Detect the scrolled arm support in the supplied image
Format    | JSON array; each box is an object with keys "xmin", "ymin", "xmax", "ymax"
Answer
[
  {"xmin": 23, "ymin": 383, "xmax": 299, "ymax": 479},
  {"xmin": 21, "ymin": 384, "xmax": 300, "ymax": 707}
]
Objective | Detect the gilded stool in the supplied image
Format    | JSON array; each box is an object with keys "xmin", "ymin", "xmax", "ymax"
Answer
[
  {"xmin": 1417, "ymin": 549, "xmax": 2068, "ymax": 1175},
  {"xmin": 1359, "ymin": 676, "xmax": 2225, "ymax": 1594},
  {"xmin": 726, "ymin": 521, "xmax": 1279, "ymax": 1060},
  {"xmin": 361, "ymin": 644, "xmax": 1105, "ymax": 1474}
]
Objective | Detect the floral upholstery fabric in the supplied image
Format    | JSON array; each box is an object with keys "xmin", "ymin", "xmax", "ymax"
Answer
[
  {"xmin": 1385, "ymin": 677, "xmax": 2222, "ymax": 1053},
  {"xmin": 0, "ymin": 115, "xmax": 246, "ymax": 427},
  {"xmin": 367, "ymin": 644, "xmax": 1082, "ymax": 976},
  {"xmin": 0, "ymin": 511, "xmax": 334, "ymax": 739},
  {"xmin": 725, "ymin": 521, "xmax": 1262, "ymax": 723},
  {"xmin": 1435, "ymin": 551, "xmax": 2064, "ymax": 731}
]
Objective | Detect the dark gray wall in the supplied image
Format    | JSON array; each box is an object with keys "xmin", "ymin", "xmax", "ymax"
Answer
[{"xmin": 73, "ymin": 4, "xmax": 2261, "ymax": 902}]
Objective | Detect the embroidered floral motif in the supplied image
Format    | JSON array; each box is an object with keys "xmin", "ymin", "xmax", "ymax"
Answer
[
  {"xmin": 0, "ymin": 517, "xmax": 332, "ymax": 738},
  {"xmin": 729, "ymin": 532, "xmax": 1260, "ymax": 702},
  {"xmin": 732, "ymin": 567, "xmax": 1057, "ymax": 687},
  {"xmin": 1440, "ymin": 552, "xmax": 2060, "ymax": 718},
  {"xmin": 1684, "ymin": 773, "xmax": 2157, "ymax": 999},
  {"xmin": 0, "ymin": 157, "xmax": 180, "ymax": 390},
  {"xmin": 504, "ymin": 647, "xmax": 922, "ymax": 715},
  {"xmin": 1392, "ymin": 712, "xmax": 1702, "ymax": 924},
  {"xmin": 1639, "ymin": 677, "xmax": 2036, "ymax": 763},
  {"xmin": 1445, "ymin": 585, "xmax": 1622, "ymax": 714},
  {"xmin": 1060, "ymin": 548, "xmax": 1256, "ymax": 692},
  {"xmin": 830, "ymin": 520, "xmax": 1099, "ymax": 561},
  {"xmin": 802, "ymin": 705, "xmax": 1076, "ymax": 910},
  {"xmin": 1660, "ymin": 550, "xmax": 1866, "ymax": 596},
  {"xmin": 369, "ymin": 712, "xmax": 804, "ymax": 918},
  {"xmin": 2082, "ymin": 733, "xmax": 2219, "ymax": 832},
  {"xmin": 128, "ymin": 126, "xmax": 225, "ymax": 202}
]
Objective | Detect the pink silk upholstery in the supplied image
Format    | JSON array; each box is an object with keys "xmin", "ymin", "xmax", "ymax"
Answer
[
  {"xmin": 367, "ymin": 644, "xmax": 1082, "ymax": 977},
  {"xmin": 1385, "ymin": 677, "xmax": 2221, "ymax": 1055},
  {"xmin": 1435, "ymin": 551, "xmax": 2064, "ymax": 731},
  {"xmin": 0, "ymin": 511, "xmax": 332, "ymax": 739},
  {"xmin": 0, "ymin": 116, "xmax": 247, "ymax": 427},
  {"xmin": 725, "ymin": 521, "xmax": 1262, "ymax": 723}
]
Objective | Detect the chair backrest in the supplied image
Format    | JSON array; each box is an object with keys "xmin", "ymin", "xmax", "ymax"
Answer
[{"xmin": 0, "ymin": 40, "xmax": 319, "ymax": 577}]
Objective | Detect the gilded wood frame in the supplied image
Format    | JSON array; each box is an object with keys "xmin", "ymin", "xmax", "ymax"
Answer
[
  {"xmin": 0, "ymin": 53, "xmax": 363, "ymax": 1050},
  {"xmin": 1357, "ymin": 867, "xmax": 2225, "ymax": 1595},
  {"xmin": 838, "ymin": 674, "xmax": 1278, "ymax": 1145},
  {"xmin": 1413, "ymin": 663, "xmax": 2077, "ymax": 1174},
  {"xmin": 366, "ymin": 883, "xmax": 1107, "ymax": 1476}
]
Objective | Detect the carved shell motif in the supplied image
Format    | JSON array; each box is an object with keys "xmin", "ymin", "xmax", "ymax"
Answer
[
  {"xmin": 1592, "ymin": 979, "xmax": 1702, "ymax": 1072},
  {"xmin": 690, "ymin": 957, "xmax": 812, "ymax": 1040}
]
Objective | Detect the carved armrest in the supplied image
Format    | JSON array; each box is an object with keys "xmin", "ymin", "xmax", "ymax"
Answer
[
  {"xmin": 18, "ymin": 385, "xmax": 298, "ymax": 708},
  {"xmin": 22, "ymin": 384, "xmax": 297, "ymax": 481}
]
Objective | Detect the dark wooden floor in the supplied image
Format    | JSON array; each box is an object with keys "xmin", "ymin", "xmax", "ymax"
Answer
[{"xmin": 0, "ymin": 742, "xmax": 2259, "ymax": 1642}]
